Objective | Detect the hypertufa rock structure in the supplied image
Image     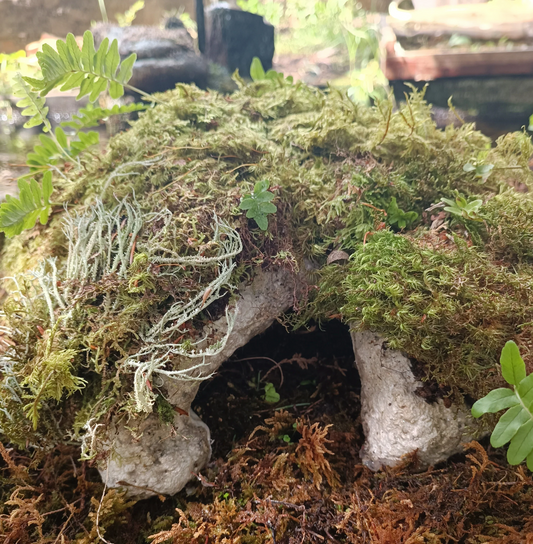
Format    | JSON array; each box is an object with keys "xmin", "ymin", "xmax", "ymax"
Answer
[{"xmin": 2, "ymin": 77, "xmax": 533, "ymax": 497}]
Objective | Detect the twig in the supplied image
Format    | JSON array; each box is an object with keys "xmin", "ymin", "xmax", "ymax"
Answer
[
  {"xmin": 255, "ymin": 499, "xmax": 305, "ymax": 511},
  {"xmin": 129, "ymin": 234, "xmax": 137, "ymax": 265},
  {"xmin": 232, "ymin": 356, "xmax": 285, "ymax": 387},
  {"xmin": 376, "ymin": 102, "xmax": 392, "ymax": 146},
  {"xmin": 226, "ymin": 163, "xmax": 258, "ymax": 174},
  {"xmin": 361, "ymin": 202, "xmax": 387, "ymax": 216},
  {"xmin": 96, "ymin": 468, "xmax": 114, "ymax": 544},
  {"xmin": 43, "ymin": 499, "xmax": 82, "ymax": 516}
]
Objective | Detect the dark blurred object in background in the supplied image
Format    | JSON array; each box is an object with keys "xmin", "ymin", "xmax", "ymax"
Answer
[{"xmin": 206, "ymin": 5, "xmax": 275, "ymax": 78}]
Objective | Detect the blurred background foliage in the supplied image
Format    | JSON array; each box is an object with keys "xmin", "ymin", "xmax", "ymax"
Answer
[
  {"xmin": 0, "ymin": 0, "xmax": 389, "ymax": 104},
  {"xmin": 237, "ymin": 0, "xmax": 388, "ymax": 102}
]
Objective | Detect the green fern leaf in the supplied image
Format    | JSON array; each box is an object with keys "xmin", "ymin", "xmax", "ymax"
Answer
[
  {"xmin": 25, "ymin": 127, "xmax": 99, "ymax": 171},
  {"xmin": 61, "ymin": 103, "xmax": 148, "ymax": 130},
  {"xmin": 24, "ymin": 30, "xmax": 137, "ymax": 102},
  {"xmin": 69, "ymin": 130, "xmax": 99, "ymax": 156},
  {"xmin": 0, "ymin": 171, "xmax": 53, "ymax": 238},
  {"xmin": 12, "ymin": 73, "xmax": 52, "ymax": 132}
]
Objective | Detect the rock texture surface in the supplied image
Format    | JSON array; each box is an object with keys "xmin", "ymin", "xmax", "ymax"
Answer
[
  {"xmin": 351, "ymin": 330, "xmax": 480, "ymax": 470},
  {"xmin": 102, "ymin": 410, "xmax": 211, "ymax": 499},
  {"xmin": 99, "ymin": 268, "xmax": 299, "ymax": 498}
]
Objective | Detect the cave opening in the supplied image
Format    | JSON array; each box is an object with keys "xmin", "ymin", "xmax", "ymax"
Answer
[{"xmin": 193, "ymin": 318, "xmax": 362, "ymax": 459}]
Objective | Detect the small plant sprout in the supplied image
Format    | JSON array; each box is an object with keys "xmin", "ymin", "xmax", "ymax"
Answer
[
  {"xmin": 442, "ymin": 194, "xmax": 483, "ymax": 221},
  {"xmin": 250, "ymin": 56, "xmax": 294, "ymax": 85},
  {"xmin": 386, "ymin": 197, "xmax": 418, "ymax": 229},
  {"xmin": 472, "ymin": 341, "xmax": 533, "ymax": 470},
  {"xmin": 263, "ymin": 382, "xmax": 280, "ymax": 404},
  {"xmin": 463, "ymin": 161, "xmax": 494, "ymax": 182},
  {"xmin": 239, "ymin": 180, "xmax": 277, "ymax": 231}
]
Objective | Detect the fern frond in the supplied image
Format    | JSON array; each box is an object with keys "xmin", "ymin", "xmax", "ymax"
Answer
[
  {"xmin": 26, "ymin": 127, "xmax": 99, "ymax": 171},
  {"xmin": 24, "ymin": 30, "xmax": 137, "ymax": 102},
  {"xmin": 0, "ymin": 171, "xmax": 53, "ymax": 238},
  {"xmin": 69, "ymin": 130, "xmax": 100, "ymax": 156},
  {"xmin": 12, "ymin": 73, "xmax": 52, "ymax": 132},
  {"xmin": 61, "ymin": 102, "xmax": 148, "ymax": 131}
]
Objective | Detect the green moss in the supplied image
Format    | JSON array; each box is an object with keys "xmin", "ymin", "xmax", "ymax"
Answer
[
  {"xmin": 481, "ymin": 191, "xmax": 533, "ymax": 264},
  {"xmin": 334, "ymin": 231, "xmax": 533, "ymax": 398},
  {"xmin": 156, "ymin": 394, "xmax": 177, "ymax": 425}
]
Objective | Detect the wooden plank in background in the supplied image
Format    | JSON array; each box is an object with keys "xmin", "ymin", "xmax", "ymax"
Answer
[{"xmin": 384, "ymin": 46, "xmax": 533, "ymax": 81}]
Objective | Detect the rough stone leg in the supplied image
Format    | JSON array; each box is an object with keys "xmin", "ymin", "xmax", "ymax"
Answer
[
  {"xmin": 351, "ymin": 329, "xmax": 480, "ymax": 470},
  {"xmin": 99, "ymin": 268, "xmax": 298, "ymax": 498},
  {"xmin": 101, "ymin": 410, "xmax": 211, "ymax": 500}
]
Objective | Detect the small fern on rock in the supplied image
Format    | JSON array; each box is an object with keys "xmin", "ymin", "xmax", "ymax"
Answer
[
  {"xmin": 12, "ymin": 73, "xmax": 51, "ymax": 132},
  {"xmin": 62, "ymin": 102, "xmax": 148, "ymax": 131},
  {"xmin": 25, "ymin": 127, "xmax": 100, "ymax": 173}
]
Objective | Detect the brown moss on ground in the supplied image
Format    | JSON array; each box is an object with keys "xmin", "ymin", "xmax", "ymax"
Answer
[{"xmin": 2, "ymin": 348, "xmax": 533, "ymax": 543}]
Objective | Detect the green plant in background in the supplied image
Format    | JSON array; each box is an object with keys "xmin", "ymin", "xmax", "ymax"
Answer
[
  {"xmin": 386, "ymin": 196, "xmax": 418, "ymax": 229},
  {"xmin": 442, "ymin": 194, "xmax": 483, "ymax": 221},
  {"xmin": 238, "ymin": 0, "xmax": 387, "ymax": 104},
  {"xmin": 0, "ymin": 50, "xmax": 40, "ymax": 96},
  {"xmin": 116, "ymin": 0, "xmax": 145, "ymax": 27},
  {"xmin": 237, "ymin": 0, "xmax": 284, "ymax": 26},
  {"xmin": 472, "ymin": 341, "xmax": 533, "ymax": 470},
  {"xmin": 239, "ymin": 180, "xmax": 277, "ymax": 231}
]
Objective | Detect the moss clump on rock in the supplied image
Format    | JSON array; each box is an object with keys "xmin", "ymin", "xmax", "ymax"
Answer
[
  {"xmin": 1, "ymin": 78, "xmax": 533, "ymax": 455},
  {"xmin": 329, "ymin": 231, "xmax": 533, "ymax": 399}
]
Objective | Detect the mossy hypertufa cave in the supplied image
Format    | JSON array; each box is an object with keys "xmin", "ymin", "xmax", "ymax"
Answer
[{"xmin": 1, "ymin": 79, "xmax": 533, "ymax": 493}]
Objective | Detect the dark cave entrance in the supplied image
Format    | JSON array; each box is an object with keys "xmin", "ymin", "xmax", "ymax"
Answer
[{"xmin": 193, "ymin": 319, "xmax": 362, "ymax": 459}]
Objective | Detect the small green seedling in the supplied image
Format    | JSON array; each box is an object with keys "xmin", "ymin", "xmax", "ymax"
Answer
[
  {"xmin": 263, "ymin": 382, "xmax": 280, "ymax": 404},
  {"xmin": 250, "ymin": 56, "xmax": 293, "ymax": 85},
  {"xmin": 463, "ymin": 161, "xmax": 494, "ymax": 182},
  {"xmin": 442, "ymin": 194, "xmax": 482, "ymax": 221},
  {"xmin": 472, "ymin": 341, "xmax": 533, "ymax": 470},
  {"xmin": 239, "ymin": 180, "xmax": 277, "ymax": 231},
  {"xmin": 386, "ymin": 197, "xmax": 418, "ymax": 229}
]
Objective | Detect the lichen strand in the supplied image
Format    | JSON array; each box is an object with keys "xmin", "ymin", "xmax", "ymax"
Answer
[{"xmin": 1, "ymin": 80, "xmax": 533, "ymax": 449}]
